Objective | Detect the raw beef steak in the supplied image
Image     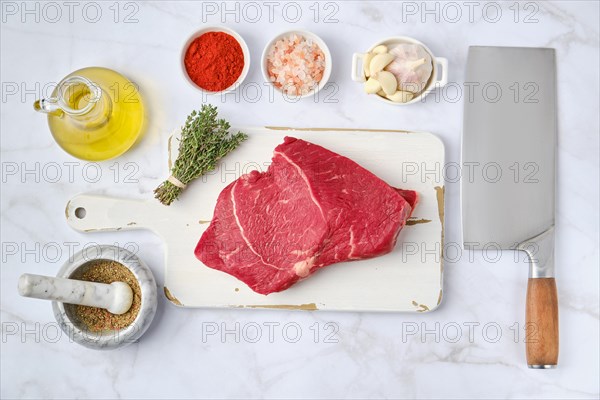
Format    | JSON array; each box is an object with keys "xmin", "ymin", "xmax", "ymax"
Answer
[{"xmin": 195, "ymin": 137, "xmax": 418, "ymax": 294}]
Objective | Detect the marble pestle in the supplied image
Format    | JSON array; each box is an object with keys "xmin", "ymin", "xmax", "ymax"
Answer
[{"xmin": 18, "ymin": 273, "xmax": 133, "ymax": 315}]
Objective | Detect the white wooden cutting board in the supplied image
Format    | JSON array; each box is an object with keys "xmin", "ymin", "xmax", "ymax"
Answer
[{"xmin": 66, "ymin": 127, "xmax": 444, "ymax": 312}]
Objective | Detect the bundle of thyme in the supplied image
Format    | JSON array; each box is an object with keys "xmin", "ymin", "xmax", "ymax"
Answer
[{"xmin": 154, "ymin": 104, "xmax": 247, "ymax": 205}]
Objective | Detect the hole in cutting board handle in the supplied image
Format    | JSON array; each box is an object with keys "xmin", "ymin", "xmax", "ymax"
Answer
[{"xmin": 75, "ymin": 207, "xmax": 86, "ymax": 219}]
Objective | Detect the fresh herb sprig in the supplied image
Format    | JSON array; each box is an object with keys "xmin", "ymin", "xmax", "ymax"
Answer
[{"xmin": 154, "ymin": 104, "xmax": 247, "ymax": 205}]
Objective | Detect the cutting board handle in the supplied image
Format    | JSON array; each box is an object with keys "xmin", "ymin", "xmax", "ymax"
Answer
[
  {"xmin": 66, "ymin": 194, "xmax": 160, "ymax": 233},
  {"xmin": 526, "ymin": 277, "xmax": 559, "ymax": 368}
]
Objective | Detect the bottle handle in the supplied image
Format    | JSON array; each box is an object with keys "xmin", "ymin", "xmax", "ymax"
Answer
[
  {"xmin": 33, "ymin": 76, "xmax": 101, "ymax": 116},
  {"xmin": 33, "ymin": 97, "xmax": 63, "ymax": 115}
]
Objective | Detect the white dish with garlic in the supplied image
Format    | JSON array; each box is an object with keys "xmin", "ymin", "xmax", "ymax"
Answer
[{"xmin": 352, "ymin": 36, "xmax": 448, "ymax": 105}]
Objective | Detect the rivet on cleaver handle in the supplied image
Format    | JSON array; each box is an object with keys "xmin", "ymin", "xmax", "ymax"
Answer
[{"xmin": 462, "ymin": 46, "xmax": 558, "ymax": 368}]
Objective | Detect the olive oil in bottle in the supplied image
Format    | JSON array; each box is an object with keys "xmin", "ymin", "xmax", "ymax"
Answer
[{"xmin": 34, "ymin": 67, "xmax": 145, "ymax": 161}]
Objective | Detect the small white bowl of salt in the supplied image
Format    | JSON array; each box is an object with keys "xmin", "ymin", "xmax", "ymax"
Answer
[{"xmin": 262, "ymin": 30, "xmax": 332, "ymax": 100}]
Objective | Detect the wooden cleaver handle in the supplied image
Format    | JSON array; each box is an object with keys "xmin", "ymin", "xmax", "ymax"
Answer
[{"xmin": 526, "ymin": 277, "xmax": 559, "ymax": 368}]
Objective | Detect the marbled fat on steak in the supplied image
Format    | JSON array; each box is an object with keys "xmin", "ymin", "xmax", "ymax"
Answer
[{"xmin": 195, "ymin": 137, "xmax": 418, "ymax": 295}]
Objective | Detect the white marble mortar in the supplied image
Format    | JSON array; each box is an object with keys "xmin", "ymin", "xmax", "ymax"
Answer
[{"xmin": 52, "ymin": 245, "xmax": 157, "ymax": 350}]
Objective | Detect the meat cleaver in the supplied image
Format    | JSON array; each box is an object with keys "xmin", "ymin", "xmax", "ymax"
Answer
[{"xmin": 462, "ymin": 46, "xmax": 558, "ymax": 368}]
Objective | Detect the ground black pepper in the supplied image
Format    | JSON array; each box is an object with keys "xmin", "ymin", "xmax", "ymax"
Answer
[{"xmin": 66, "ymin": 260, "xmax": 141, "ymax": 332}]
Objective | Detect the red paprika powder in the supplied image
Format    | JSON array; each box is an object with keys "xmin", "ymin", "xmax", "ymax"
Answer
[{"xmin": 184, "ymin": 32, "xmax": 244, "ymax": 92}]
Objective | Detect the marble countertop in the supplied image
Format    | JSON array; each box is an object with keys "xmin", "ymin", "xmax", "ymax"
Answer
[{"xmin": 1, "ymin": 1, "xmax": 598, "ymax": 398}]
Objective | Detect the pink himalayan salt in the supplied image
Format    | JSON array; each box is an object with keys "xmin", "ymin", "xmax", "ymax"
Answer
[{"xmin": 267, "ymin": 34, "xmax": 325, "ymax": 96}]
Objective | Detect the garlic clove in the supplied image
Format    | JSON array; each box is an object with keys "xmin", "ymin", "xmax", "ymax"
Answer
[
  {"xmin": 372, "ymin": 45, "xmax": 388, "ymax": 54},
  {"xmin": 369, "ymin": 53, "xmax": 395, "ymax": 76},
  {"xmin": 376, "ymin": 71, "xmax": 398, "ymax": 96},
  {"xmin": 363, "ymin": 53, "xmax": 374, "ymax": 78},
  {"xmin": 377, "ymin": 89, "xmax": 386, "ymax": 97},
  {"xmin": 386, "ymin": 90, "xmax": 415, "ymax": 103},
  {"xmin": 364, "ymin": 77, "xmax": 382, "ymax": 94}
]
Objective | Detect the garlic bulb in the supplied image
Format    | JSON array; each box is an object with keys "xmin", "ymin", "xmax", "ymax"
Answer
[{"xmin": 386, "ymin": 44, "xmax": 433, "ymax": 94}]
